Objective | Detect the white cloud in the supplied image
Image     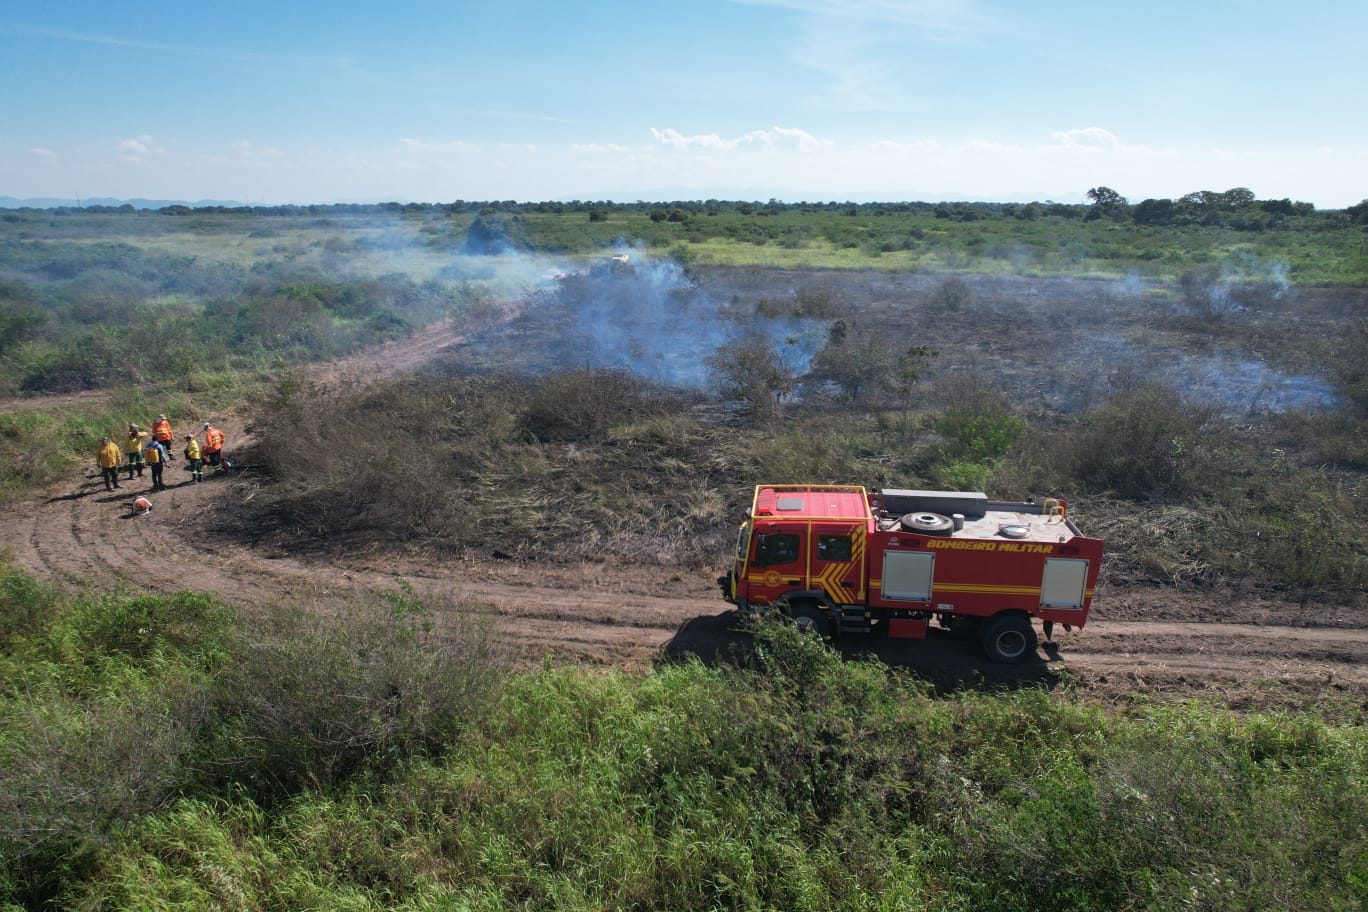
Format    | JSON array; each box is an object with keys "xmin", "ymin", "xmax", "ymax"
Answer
[
  {"xmin": 571, "ymin": 143, "xmax": 631, "ymax": 153},
  {"xmin": 114, "ymin": 134, "xmax": 167, "ymax": 163},
  {"xmin": 1049, "ymin": 128, "xmax": 1121, "ymax": 151},
  {"xmin": 230, "ymin": 140, "xmax": 282, "ymax": 159},
  {"xmin": 15, "ymin": 123, "xmax": 1360, "ymax": 209},
  {"xmin": 869, "ymin": 138, "xmax": 942, "ymax": 153},
  {"xmin": 399, "ymin": 137, "xmax": 478, "ymax": 153},
  {"xmin": 967, "ymin": 139, "xmax": 1022, "ymax": 154},
  {"xmin": 651, "ymin": 126, "xmax": 827, "ymax": 152}
]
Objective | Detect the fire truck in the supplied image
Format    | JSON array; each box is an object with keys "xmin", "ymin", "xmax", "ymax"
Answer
[{"xmin": 719, "ymin": 485, "xmax": 1103, "ymax": 663}]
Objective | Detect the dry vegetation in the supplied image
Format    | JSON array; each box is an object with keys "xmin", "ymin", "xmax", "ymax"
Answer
[{"xmin": 237, "ymin": 265, "xmax": 1368, "ymax": 604}]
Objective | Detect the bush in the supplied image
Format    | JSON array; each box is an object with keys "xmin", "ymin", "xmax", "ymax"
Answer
[
  {"xmin": 199, "ymin": 584, "xmax": 505, "ymax": 800},
  {"xmin": 0, "ymin": 568, "xmax": 506, "ymax": 908},
  {"xmin": 59, "ymin": 642, "xmax": 1368, "ymax": 912},
  {"xmin": 519, "ymin": 370, "xmax": 660, "ymax": 443},
  {"xmin": 1069, "ymin": 383, "xmax": 1221, "ymax": 500}
]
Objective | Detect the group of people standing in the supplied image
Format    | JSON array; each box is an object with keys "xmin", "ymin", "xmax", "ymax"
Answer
[{"xmin": 96, "ymin": 415, "xmax": 228, "ymax": 495}]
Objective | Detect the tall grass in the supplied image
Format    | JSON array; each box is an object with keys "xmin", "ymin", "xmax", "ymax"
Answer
[
  {"xmin": 45, "ymin": 620, "xmax": 1368, "ymax": 912},
  {"xmin": 0, "ymin": 564, "xmax": 504, "ymax": 909}
]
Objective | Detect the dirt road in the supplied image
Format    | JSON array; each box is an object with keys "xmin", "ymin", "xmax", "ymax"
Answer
[{"xmin": 4, "ymin": 317, "xmax": 1365, "ymax": 710}]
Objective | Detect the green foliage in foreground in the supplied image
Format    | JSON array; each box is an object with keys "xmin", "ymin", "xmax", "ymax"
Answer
[{"xmin": 2, "ymin": 565, "xmax": 1365, "ymax": 911}]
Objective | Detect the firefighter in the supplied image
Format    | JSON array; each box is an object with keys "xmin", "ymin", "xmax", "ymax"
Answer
[
  {"xmin": 202, "ymin": 422, "xmax": 226, "ymax": 472},
  {"xmin": 123, "ymin": 424, "xmax": 150, "ymax": 480},
  {"xmin": 183, "ymin": 434, "xmax": 202, "ymax": 483},
  {"xmin": 151, "ymin": 414, "xmax": 175, "ymax": 459},
  {"xmin": 143, "ymin": 436, "xmax": 169, "ymax": 490},
  {"xmin": 96, "ymin": 436, "xmax": 122, "ymax": 491}
]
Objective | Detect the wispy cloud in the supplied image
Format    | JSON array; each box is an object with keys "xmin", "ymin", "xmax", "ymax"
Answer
[
  {"xmin": 115, "ymin": 134, "xmax": 167, "ymax": 163},
  {"xmin": 399, "ymin": 137, "xmax": 479, "ymax": 153},
  {"xmin": 29, "ymin": 147, "xmax": 56, "ymax": 158},
  {"xmin": 1050, "ymin": 127, "xmax": 1121, "ymax": 152},
  {"xmin": 651, "ymin": 126, "xmax": 827, "ymax": 152},
  {"xmin": 732, "ymin": 0, "xmax": 998, "ymax": 109},
  {"xmin": 734, "ymin": 0, "xmax": 989, "ymax": 36},
  {"xmin": 3, "ymin": 22, "xmax": 352, "ymax": 69}
]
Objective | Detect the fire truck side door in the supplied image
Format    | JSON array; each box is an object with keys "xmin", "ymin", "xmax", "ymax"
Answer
[
  {"xmin": 811, "ymin": 523, "xmax": 866, "ymax": 605},
  {"xmin": 750, "ymin": 525, "xmax": 807, "ymax": 596}
]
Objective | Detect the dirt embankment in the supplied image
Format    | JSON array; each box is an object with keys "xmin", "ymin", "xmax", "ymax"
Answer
[{"xmin": 3, "ymin": 314, "xmax": 1365, "ymax": 711}]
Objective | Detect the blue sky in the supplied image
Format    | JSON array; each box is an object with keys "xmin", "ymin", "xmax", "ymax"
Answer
[{"xmin": 3, "ymin": 1, "xmax": 1365, "ymax": 207}]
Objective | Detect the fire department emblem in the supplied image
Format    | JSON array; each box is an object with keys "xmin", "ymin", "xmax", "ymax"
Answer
[{"xmin": 763, "ymin": 569, "xmax": 781, "ymax": 588}]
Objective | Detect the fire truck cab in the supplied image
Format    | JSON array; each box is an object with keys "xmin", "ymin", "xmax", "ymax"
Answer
[{"xmin": 720, "ymin": 484, "xmax": 1104, "ymax": 663}]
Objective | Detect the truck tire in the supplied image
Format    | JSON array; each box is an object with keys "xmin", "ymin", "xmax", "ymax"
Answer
[
  {"xmin": 980, "ymin": 614, "xmax": 1037, "ymax": 664},
  {"xmin": 790, "ymin": 601, "xmax": 831, "ymax": 639},
  {"xmin": 900, "ymin": 512, "xmax": 954, "ymax": 535}
]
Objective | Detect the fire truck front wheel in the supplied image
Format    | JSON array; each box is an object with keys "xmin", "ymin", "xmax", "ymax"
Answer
[
  {"xmin": 980, "ymin": 614, "xmax": 1037, "ymax": 664},
  {"xmin": 790, "ymin": 601, "xmax": 832, "ymax": 639}
]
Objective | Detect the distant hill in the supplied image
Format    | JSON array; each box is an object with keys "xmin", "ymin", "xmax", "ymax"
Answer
[{"xmin": 0, "ymin": 196, "xmax": 245, "ymax": 210}]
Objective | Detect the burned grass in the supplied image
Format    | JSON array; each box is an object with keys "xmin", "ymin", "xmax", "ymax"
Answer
[{"xmin": 225, "ymin": 265, "xmax": 1368, "ymax": 604}]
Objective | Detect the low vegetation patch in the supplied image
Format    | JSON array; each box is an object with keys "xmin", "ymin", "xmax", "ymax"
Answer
[
  {"xmin": 2, "ymin": 573, "xmax": 1363, "ymax": 910},
  {"xmin": 0, "ymin": 564, "xmax": 501, "ymax": 909}
]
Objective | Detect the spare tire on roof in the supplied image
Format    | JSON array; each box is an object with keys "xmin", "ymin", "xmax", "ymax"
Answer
[{"xmin": 900, "ymin": 512, "xmax": 954, "ymax": 535}]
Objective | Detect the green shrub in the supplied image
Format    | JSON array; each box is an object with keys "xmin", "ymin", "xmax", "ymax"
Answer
[
  {"xmin": 59, "ymin": 645, "xmax": 1368, "ymax": 912},
  {"xmin": 199, "ymin": 584, "xmax": 504, "ymax": 801},
  {"xmin": 1069, "ymin": 383, "xmax": 1221, "ymax": 500}
]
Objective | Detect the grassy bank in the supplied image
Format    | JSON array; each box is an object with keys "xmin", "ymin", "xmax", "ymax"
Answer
[{"xmin": 1, "ymin": 565, "xmax": 1364, "ymax": 910}]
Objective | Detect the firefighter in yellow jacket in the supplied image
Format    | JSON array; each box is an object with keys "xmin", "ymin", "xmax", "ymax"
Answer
[
  {"xmin": 122, "ymin": 424, "xmax": 150, "ymax": 481},
  {"xmin": 97, "ymin": 437, "xmax": 122, "ymax": 491},
  {"xmin": 183, "ymin": 434, "xmax": 202, "ymax": 483}
]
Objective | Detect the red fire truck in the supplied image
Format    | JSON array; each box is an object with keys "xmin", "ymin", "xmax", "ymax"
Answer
[{"xmin": 719, "ymin": 485, "xmax": 1104, "ymax": 663}]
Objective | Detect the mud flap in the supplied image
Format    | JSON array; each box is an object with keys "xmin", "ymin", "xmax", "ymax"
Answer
[{"xmin": 888, "ymin": 618, "xmax": 928, "ymax": 639}]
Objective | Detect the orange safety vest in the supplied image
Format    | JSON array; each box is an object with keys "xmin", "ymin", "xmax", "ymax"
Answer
[
  {"xmin": 204, "ymin": 427, "xmax": 225, "ymax": 453},
  {"xmin": 152, "ymin": 419, "xmax": 173, "ymax": 442}
]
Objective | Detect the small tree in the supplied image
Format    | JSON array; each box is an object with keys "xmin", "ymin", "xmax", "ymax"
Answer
[
  {"xmin": 895, "ymin": 344, "xmax": 937, "ymax": 438},
  {"xmin": 1086, "ymin": 186, "xmax": 1129, "ymax": 219},
  {"xmin": 809, "ymin": 320, "xmax": 898, "ymax": 402},
  {"xmin": 709, "ymin": 334, "xmax": 804, "ymax": 421}
]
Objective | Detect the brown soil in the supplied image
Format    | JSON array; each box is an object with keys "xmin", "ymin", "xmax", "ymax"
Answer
[{"xmin": 4, "ymin": 315, "xmax": 1366, "ymax": 713}]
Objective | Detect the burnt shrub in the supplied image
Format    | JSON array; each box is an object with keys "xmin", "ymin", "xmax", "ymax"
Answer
[
  {"xmin": 245, "ymin": 369, "xmax": 719, "ymax": 561},
  {"xmin": 1330, "ymin": 318, "xmax": 1368, "ymax": 415},
  {"xmin": 519, "ymin": 370, "xmax": 661, "ymax": 442}
]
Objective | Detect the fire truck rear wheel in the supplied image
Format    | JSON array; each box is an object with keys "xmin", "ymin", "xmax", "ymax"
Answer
[
  {"xmin": 980, "ymin": 614, "xmax": 1037, "ymax": 664},
  {"xmin": 790, "ymin": 601, "xmax": 831, "ymax": 639}
]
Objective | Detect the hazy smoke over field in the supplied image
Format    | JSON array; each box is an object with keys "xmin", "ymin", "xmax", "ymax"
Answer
[
  {"xmin": 518, "ymin": 248, "xmax": 821, "ymax": 389},
  {"xmin": 1081, "ymin": 334, "xmax": 1339, "ymax": 414}
]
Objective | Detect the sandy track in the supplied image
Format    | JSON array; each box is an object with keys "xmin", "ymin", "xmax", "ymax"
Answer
[
  {"xmin": 4, "ymin": 315, "xmax": 1365, "ymax": 708},
  {"xmin": 9, "ymin": 466, "xmax": 1366, "ymax": 706}
]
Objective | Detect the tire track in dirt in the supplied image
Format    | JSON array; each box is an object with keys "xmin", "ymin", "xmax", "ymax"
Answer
[{"xmin": 9, "ymin": 465, "xmax": 1368, "ymax": 703}]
